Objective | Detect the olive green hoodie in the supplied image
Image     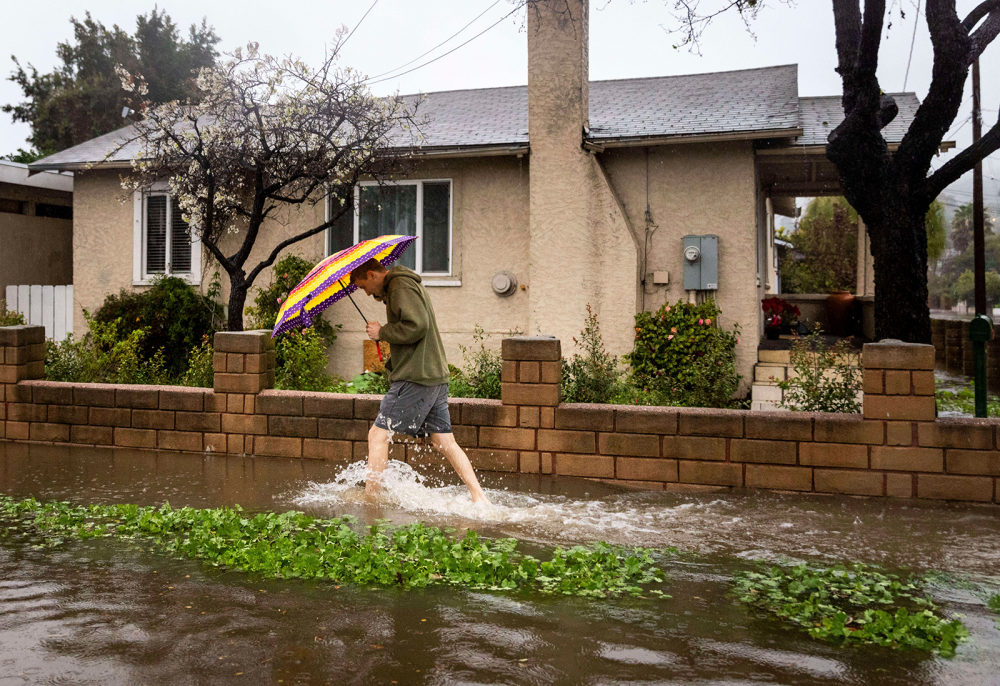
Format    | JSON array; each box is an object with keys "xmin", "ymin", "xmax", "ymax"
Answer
[{"xmin": 378, "ymin": 266, "xmax": 449, "ymax": 386}]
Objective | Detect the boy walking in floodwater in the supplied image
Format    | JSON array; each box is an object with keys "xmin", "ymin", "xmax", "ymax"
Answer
[{"xmin": 350, "ymin": 259, "xmax": 490, "ymax": 504}]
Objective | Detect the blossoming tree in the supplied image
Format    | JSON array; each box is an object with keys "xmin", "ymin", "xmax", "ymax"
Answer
[{"xmin": 113, "ymin": 35, "xmax": 417, "ymax": 330}]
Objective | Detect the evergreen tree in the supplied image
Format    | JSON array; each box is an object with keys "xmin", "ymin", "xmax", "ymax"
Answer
[{"xmin": 3, "ymin": 9, "xmax": 220, "ymax": 156}]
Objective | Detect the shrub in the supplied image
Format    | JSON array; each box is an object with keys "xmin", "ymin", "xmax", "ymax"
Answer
[
  {"xmin": 562, "ymin": 306, "xmax": 626, "ymax": 404},
  {"xmin": 0, "ymin": 299, "xmax": 26, "ymax": 326},
  {"xmin": 625, "ymin": 300, "xmax": 741, "ymax": 407},
  {"xmin": 245, "ymin": 254, "xmax": 338, "ymax": 342},
  {"xmin": 92, "ymin": 276, "xmax": 218, "ymax": 376},
  {"xmin": 179, "ymin": 335, "xmax": 214, "ymax": 388},
  {"xmin": 777, "ymin": 329, "xmax": 863, "ymax": 413},
  {"xmin": 274, "ymin": 328, "xmax": 342, "ymax": 392},
  {"xmin": 351, "ymin": 368, "xmax": 390, "ymax": 395},
  {"xmin": 456, "ymin": 325, "xmax": 504, "ymax": 400},
  {"xmin": 45, "ymin": 314, "xmax": 170, "ymax": 385}
]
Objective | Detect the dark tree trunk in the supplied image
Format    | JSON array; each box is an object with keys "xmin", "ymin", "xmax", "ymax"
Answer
[
  {"xmin": 868, "ymin": 201, "xmax": 932, "ymax": 343},
  {"xmin": 227, "ymin": 275, "xmax": 248, "ymax": 332}
]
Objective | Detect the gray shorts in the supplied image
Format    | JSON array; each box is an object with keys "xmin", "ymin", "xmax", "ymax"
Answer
[{"xmin": 374, "ymin": 381, "xmax": 452, "ymax": 437}]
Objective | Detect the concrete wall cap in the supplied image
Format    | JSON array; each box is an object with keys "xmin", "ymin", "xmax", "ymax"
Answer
[
  {"xmin": 862, "ymin": 340, "xmax": 935, "ymax": 370},
  {"xmin": 0, "ymin": 325, "xmax": 46, "ymax": 347}
]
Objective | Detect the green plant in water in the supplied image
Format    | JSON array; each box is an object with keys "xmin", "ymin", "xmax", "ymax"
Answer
[
  {"xmin": 733, "ymin": 562, "xmax": 968, "ymax": 657},
  {"xmin": 777, "ymin": 329, "xmax": 863, "ymax": 413},
  {"xmin": 0, "ymin": 497, "xmax": 669, "ymax": 599},
  {"xmin": 935, "ymin": 387, "xmax": 1000, "ymax": 417}
]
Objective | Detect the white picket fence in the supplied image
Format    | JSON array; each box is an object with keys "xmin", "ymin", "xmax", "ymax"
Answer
[{"xmin": 4, "ymin": 285, "xmax": 74, "ymax": 341}]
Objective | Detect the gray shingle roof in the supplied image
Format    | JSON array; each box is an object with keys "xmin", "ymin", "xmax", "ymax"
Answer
[
  {"xmin": 796, "ymin": 93, "xmax": 921, "ymax": 146},
  {"xmin": 30, "ymin": 64, "xmax": 842, "ymax": 171}
]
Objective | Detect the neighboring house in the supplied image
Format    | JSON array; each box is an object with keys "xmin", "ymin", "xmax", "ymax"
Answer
[
  {"xmin": 0, "ymin": 160, "xmax": 73, "ymax": 298},
  {"xmin": 28, "ymin": 0, "xmax": 921, "ymax": 390}
]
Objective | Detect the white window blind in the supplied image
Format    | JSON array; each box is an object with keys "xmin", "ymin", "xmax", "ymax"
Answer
[{"xmin": 135, "ymin": 191, "xmax": 200, "ymax": 285}]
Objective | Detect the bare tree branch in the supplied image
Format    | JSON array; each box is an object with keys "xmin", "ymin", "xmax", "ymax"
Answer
[{"xmin": 926, "ymin": 112, "xmax": 1000, "ymax": 199}]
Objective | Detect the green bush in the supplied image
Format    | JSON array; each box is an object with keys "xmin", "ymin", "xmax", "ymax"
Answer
[
  {"xmin": 179, "ymin": 335, "xmax": 214, "ymax": 388},
  {"xmin": 777, "ymin": 329, "xmax": 862, "ymax": 413},
  {"xmin": 92, "ymin": 276, "xmax": 219, "ymax": 376},
  {"xmin": 245, "ymin": 254, "xmax": 338, "ymax": 342},
  {"xmin": 0, "ymin": 299, "xmax": 26, "ymax": 326},
  {"xmin": 350, "ymin": 369, "xmax": 390, "ymax": 395},
  {"xmin": 45, "ymin": 314, "xmax": 170, "ymax": 385},
  {"xmin": 625, "ymin": 300, "xmax": 741, "ymax": 407},
  {"xmin": 274, "ymin": 328, "xmax": 343, "ymax": 392},
  {"xmin": 562, "ymin": 306, "xmax": 627, "ymax": 404},
  {"xmin": 454, "ymin": 325, "xmax": 504, "ymax": 400}
]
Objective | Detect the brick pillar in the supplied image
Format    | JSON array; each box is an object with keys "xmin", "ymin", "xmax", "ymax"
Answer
[
  {"xmin": 500, "ymin": 336, "xmax": 561, "ymax": 474},
  {"xmin": 944, "ymin": 320, "xmax": 962, "ymax": 372},
  {"xmin": 212, "ymin": 330, "xmax": 276, "ymax": 455},
  {"xmin": 862, "ymin": 340, "xmax": 936, "ymax": 423},
  {"xmin": 930, "ymin": 318, "xmax": 945, "ymax": 363},
  {"xmin": 0, "ymin": 325, "xmax": 45, "ymax": 386},
  {"xmin": 212, "ymin": 331, "xmax": 275, "ymax": 395}
]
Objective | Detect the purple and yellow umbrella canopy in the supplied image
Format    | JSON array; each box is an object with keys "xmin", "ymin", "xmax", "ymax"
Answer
[{"xmin": 272, "ymin": 234, "xmax": 416, "ymax": 337}]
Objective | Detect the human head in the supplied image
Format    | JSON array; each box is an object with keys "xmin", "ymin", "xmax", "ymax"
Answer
[{"xmin": 350, "ymin": 258, "xmax": 388, "ymax": 297}]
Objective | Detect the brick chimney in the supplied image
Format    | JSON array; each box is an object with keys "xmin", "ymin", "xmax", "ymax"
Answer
[{"xmin": 526, "ymin": 0, "xmax": 638, "ymax": 356}]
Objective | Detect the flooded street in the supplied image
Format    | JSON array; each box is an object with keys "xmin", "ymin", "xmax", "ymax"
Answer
[{"xmin": 1, "ymin": 441, "xmax": 999, "ymax": 684}]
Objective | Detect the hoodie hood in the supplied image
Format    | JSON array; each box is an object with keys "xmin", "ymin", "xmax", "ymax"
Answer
[{"xmin": 384, "ymin": 265, "xmax": 422, "ymax": 288}]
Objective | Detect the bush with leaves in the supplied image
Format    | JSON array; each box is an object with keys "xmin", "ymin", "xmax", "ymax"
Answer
[
  {"xmin": 562, "ymin": 306, "xmax": 627, "ymax": 404},
  {"xmin": 179, "ymin": 335, "xmax": 215, "ymax": 388},
  {"xmin": 625, "ymin": 300, "xmax": 741, "ymax": 407},
  {"xmin": 452, "ymin": 325, "xmax": 504, "ymax": 400},
  {"xmin": 0, "ymin": 300, "xmax": 26, "ymax": 326},
  {"xmin": 245, "ymin": 254, "xmax": 338, "ymax": 342},
  {"xmin": 92, "ymin": 275, "xmax": 219, "ymax": 376},
  {"xmin": 350, "ymin": 368, "xmax": 390, "ymax": 395},
  {"xmin": 777, "ymin": 329, "xmax": 862, "ymax": 413},
  {"xmin": 274, "ymin": 328, "xmax": 344, "ymax": 392},
  {"xmin": 45, "ymin": 314, "xmax": 170, "ymax": 385}
]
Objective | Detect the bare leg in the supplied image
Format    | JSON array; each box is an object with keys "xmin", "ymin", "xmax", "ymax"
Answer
[
  {"xmin": 431, "ymin": 432, "xmax": 490, "ymax": 504},
  {"xmin": 366, "ymin": 424, "xmax": 391, "ymax": 497}
]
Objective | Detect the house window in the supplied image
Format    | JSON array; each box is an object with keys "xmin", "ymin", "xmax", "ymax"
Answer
[
  {"xmin": 133, "ymin": 192, "xmax": 201, "ymax": 285},
  {"xmin": 327, "ymin": 180, "xmax": 452, "ymax": 275},
  {"xmin": 36, "ymin": 203, "xmax": 72, "ymax": 220}
]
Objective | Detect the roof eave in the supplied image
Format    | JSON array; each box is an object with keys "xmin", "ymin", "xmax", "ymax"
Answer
[
  {"xmin": 27, "ymin": 160, "xmax": 133, "ymax": 175},
  {"xmin": 585, "ymin": 127, "xmax": 804, "ymax": 150}
]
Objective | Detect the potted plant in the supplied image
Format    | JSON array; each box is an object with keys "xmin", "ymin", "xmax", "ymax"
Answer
[{"xmin": 761, "ymin": 297, "xmax": 801, "ymax": 339}]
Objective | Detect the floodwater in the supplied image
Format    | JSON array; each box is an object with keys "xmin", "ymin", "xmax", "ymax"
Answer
[{"xmin": 1, "ymin": 441, "xmax": 999, "ymax": 685}]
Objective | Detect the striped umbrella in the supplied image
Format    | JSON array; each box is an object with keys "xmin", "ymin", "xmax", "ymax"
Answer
[{"xmin": 272, "ymin": 235, "xmax": 417, "ymax": 359}]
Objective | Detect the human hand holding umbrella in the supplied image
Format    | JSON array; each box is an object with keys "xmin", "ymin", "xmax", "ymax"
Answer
[{"xmin": 272, "ymin": 235, "xmax": 417, "ymax": 362}]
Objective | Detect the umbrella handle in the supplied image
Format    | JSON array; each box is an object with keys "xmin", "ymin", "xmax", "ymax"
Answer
[{"xmin": 376, "ymin": 341, "xmax": 383, "ymax": 363}]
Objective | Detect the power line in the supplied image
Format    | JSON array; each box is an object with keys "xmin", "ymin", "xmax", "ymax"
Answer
[
  {"xmin": 366, "ymin": 2, "xmax": 525, "ymax": 86},
  {"xmin": 363, "ymin": 0, "xmax": 504, "ymax": 83},
  {"xmin": 341, "ymin": 0, "xmax": 381, "ymax": 51},
  {"xmin": 903, "ymin": 0, "xmax": 921, "ymax": 91}
]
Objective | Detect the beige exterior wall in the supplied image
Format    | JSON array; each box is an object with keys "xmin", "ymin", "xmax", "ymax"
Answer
[
  {"xmin": 72, "ymin": 158, "xmax": 531, "ymax": 382},
  {"xmin": 598, "ymin": 143, "xmax": 761, "ymax": 393},
  {"xmin": 0, "ymin": 182, "xmax": 73, "ymax": 295}
]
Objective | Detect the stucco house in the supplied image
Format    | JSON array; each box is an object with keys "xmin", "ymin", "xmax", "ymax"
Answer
[{"xmin": 27, "ymin": 0, "xmax": 920, "ymax": 391}]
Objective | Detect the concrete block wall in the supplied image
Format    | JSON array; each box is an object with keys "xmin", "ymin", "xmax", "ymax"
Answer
[{"xmin": 1, "ymin": 327, "xmax": 999, "ymax": 504}]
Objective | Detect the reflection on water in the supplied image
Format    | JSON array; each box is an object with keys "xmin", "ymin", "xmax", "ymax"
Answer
[{"xmin": 1, "ymin": 441, "xmax": 999, "ymax": 684}]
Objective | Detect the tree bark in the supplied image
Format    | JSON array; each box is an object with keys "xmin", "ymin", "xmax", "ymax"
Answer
[{"xmin": 227, "ymin": 274, "xmax": 248, "ymax": 332}]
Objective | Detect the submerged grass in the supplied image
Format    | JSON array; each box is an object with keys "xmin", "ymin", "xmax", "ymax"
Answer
[
  {"xmin": 734, "ymin": 562, "xmax": 968, "ymax": 657},
  {"xmin": 0, "ymin": 496, "xmax": 668, "ymax": 599}
]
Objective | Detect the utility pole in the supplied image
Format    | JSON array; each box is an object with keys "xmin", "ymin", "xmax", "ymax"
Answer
[{"xmin": 969, "ymin": 58, "xmax": 993, "ymax": 417}]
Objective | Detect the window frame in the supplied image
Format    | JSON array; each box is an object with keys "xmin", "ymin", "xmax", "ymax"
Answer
[
  {"xmin": 132, "ymin": 187, "xmax": 201, "ymax": 286},
  {"xmin": 326, "ymin": 179, "xmax": 453, "ymax": 278}
]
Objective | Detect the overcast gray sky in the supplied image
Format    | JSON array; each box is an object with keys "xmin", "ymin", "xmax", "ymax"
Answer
[{"xmin": 2, "ymin": 0, "xmax": 996, "ymax": 209}]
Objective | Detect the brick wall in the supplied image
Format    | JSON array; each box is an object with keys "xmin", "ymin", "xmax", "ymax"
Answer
[{"xmin": 2, "ymin": 326, "xmax": 998, "ymax": 505}]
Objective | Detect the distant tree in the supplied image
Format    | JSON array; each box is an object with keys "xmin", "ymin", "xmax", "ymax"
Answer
[
  {"xmin": 116, "ymin": 40, "xmax": 417, "ymax": 331},
  {"xmin": 951, "ymin": 269, "xmax": 1000, "ymax": 307},
  {"xmin": 949, "ymin": 202, "xmax": 995, "ymax": 255},
  {"xmin": 3, "ymin": 9, "xmax": 219, "ymax": 156},
  {"xmin": 926, "ymin": 199, "xmax": 947, "ymax": 264},
  {"xmin": 0, "ymin": 148, "xmax": 45, "ymax": 164},
  {"xmin": 779, "ymin": 197, "xmax": 858, "ymax": 294}
]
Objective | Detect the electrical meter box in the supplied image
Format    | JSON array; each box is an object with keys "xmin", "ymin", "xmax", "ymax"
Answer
[{"xmin": 682, "ymin": 234, "xmax": 719, "ymax": 290}]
